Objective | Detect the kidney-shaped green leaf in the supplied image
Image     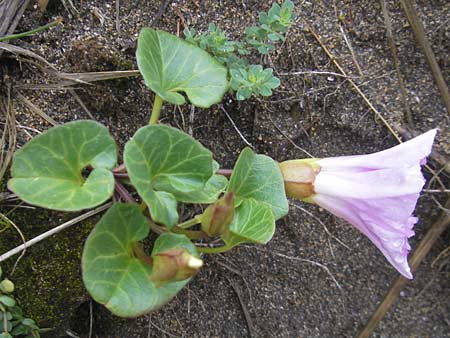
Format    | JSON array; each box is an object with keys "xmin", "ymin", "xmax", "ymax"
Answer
[
  {"xmin": 227, "ymin": 147, "xmax": 288, "ymax": 220},
  {"xmin": 8, "ymin": 120, "xmax": 117, "ymax": 211},
  {"xmin": 222, "ymin": 198, "xmax": 275, "ymax": 249},
  {"xmin": 137, "ymin": 27, "xmax": 228, "ymax": 108},
  {"xmin": 172, "ymin": 174, "xmax": 228, "ymax": 204},
  {"xmin": 124, "ymin": 124, "xmax": 214, "ymax": 227},
  {"xmin": 82, "ymin": 203, "xmax": 198, "ymax": 317}
]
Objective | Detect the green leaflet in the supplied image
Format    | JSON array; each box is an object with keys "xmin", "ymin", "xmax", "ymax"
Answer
[
  {"xmin": 124, "ymin": 124, "xmax": 214, "ymax": 227},
  {"xmin": 82, "ymin": 203, "xmax": 198, "ymax": 317},
  {"xmin": 173, "ymin": 174, "xmax": 228, "ymax": 204},
  {"xmin": 227, "ymin": 147, "xmax": 288, "ymax": 220},
  {"xmin": 8, "ymin": 120, "xmax": 117, "ymax": 211},
  {"xmin": 223, "ymin": 198, "xmax": 275, "ymax": 248},
  {"xmin": 224, "ymin": 147, "xmax": 288, "ymax": 246},
  {"xmin": 137, "ymin": 27, "xmax": 228, "ymax": 108}
]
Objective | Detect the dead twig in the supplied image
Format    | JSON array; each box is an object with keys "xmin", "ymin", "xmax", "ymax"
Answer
[
  {"xmin": 400, "ymin": 0, "xmax": 450, "ymax": 115},
  {"xmin": 0, "ymin": 87, "xmax": 16, "ymax": 183},
  {"xmin": 305, "ymin": 22, "xmax": 402, "ymax": 143},
  {"xmin": 357, "ymin": 198, "xmax": 450, "ymax": 338},
  {"xmin": 68, "ymin": 88, "xmax": 95, "ymax": 120},
  {"xmin": 15, "ymin": 92, "xmax": 58, "ymax": 126},
  {"xmin": 147, "ymin": 315, "xmax": 181, "ymax": 338},
  {"xmin": 0, "ymin": 202, "xmax": 112, "ymax": 263},
  {"xmin": 0, "ymin": 0, "xmax": 30, "ymax": 57},
  {"xmin": 88, "ymin": 300, "xmax": 93, "ymax": 338},
  {"xmin": 267, "ymin": 114, "xmax": 313, "ymax": 158},
  {"xmin": 57, "ymin": 70, "xmax": 140, "ymax": 84},
  {"xmin": 277, "ymin": 70, "xmax": 348, "ymax": 78},
  {"xmin": 150, "ymin": 0, "xmax": 172, "ymax": 25},
  {"xmin": 339, "ymin": 24, "xmax": 364, "ymax": 77},
  {"xmin": 224, "ymin": 276, "xmax": 255, "ymax": 338},
  {"xmin": 290, "ymin": 203, "xmax": 350, "ymax": 250},
  {"xmin": 431, "ymin": 245, "xmax": 450, "ymax": 268},
  {"xmin": 216, "ymin": 255, "xmax": 255, "ymax": 310},
  {"xmin": 0, "ymin": 42, "xmax": 57, "ymax": 70},
  {"xmin": 220, "ymin": 104, "xmax": 255, "ymax": 149},
  {"xmin": 380, "ymin": 0, "xmax": 413, "ymax": 127},
  {"xmin": 115, "ymin": 0, "xmax": 120, "ymax": 32},
  {"xmin": 245, "ymin": 246, "xmax": 341, "ymax": 289},
  {"xmin": 0, "ymin": 213, "xmax": 26, "ymax": 274}
]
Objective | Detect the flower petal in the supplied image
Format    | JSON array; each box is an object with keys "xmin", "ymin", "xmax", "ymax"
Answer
[
  {"xmin": 313, "ymin": 194, "xmax": 415, "ymax": 279},
  {"xmin": 314, "ymin": 165, "xmax": 425, "ymax": 199},
  {"xmin": 318, "ymin": 129, "xmax": 437, "ymax": 171}
]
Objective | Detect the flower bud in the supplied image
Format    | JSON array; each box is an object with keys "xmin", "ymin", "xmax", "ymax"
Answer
[
  {"xmin": 200, "ymin": 192, "xmax": 234, "ymax": 237},
  {"xmin": 150, "ymin": 248, "xmax": 203, "ymax": 287},
  {"xmin": 0, "ymin": 279, "xmax": 15, "ymax": 293},
  {"xmin": 279, "ymin": 159, "xmax": 320, "ymax": 201}
]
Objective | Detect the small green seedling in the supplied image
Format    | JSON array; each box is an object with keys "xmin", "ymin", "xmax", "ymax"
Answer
[
  {"xmin": 231, "ymin": 65, "xmax": 281, "ymax": 100},
  {"xmin": 0, "ymin": 267, "xmax": 47, "ymax": 338},
  {"xmin": 184, "ymin": 0, "xmax": 296, "ymax": 100}
]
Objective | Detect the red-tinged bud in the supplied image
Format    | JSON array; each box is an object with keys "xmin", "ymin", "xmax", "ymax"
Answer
[
  {"xmin": 150, "ymin": 248, "xmax": 203, "ymax": 287},
  {"xmin": 279, "ymin": 159, "xmax": 320, "ymax": 201},
  {"xmin": 200, "ymin": 192, "xmax": 234, "ymax": 237}
]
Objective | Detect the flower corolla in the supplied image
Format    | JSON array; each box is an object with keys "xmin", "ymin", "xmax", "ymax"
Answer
[{"xmin": 280, "ymin": 129, "xmax": 437, "ymax": 279}]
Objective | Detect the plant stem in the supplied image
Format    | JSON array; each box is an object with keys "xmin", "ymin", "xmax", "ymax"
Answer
[
  {"xmin": 178, "ymin": 217, "xmax": 201, "ymax": 229},
  {"xmin": 149, "ymin": 94, "xmax": 163, "ymax": 125},
  {"xmin": 113, "ymin": 172, "xmax": 128, "ymax": 178},
  {"xmin": 0, "ymin": 17, "xmax": 63, "ymax": 42},
  {"xmin": 149, "ymin": 222, "xmax": 166, "ymax": 235},
  {"xmin": 114, "ymin": 180, "xmax": 134, "ymax": 203},
  {"xmin": 147, "ymin": 222, "xmax": 206, "ymax": 240},
  {"xmin": 196, "ymin": 245, "xmax": 231, "ymax": 254},
  {"xmin": 112, "ymin": 163, "xmax": 126, "ymax": 173},
  {"xmin": 216, "ymin": 168, "xmax": 233, "ymax": 177},
  {"xmin": 172, "ymin": 227, "xmax": 207, "ymax": 240}
]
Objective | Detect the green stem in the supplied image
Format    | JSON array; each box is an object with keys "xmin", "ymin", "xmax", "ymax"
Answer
[
  {"xmin": 149, "ymin": 222, "xmax": 165, "ymax": 235},
  {"xmin": 172, "ymin": 227, "xmax": 207, "ymax": 240},
  {"xmin": 149, "ymin": 94, "xmax": 163, "ymax": 125},
  {"xmin": 177, "ymin": 217, "xmax": 201, "ymax": 229},
  {"xmin": 196, "ymin": 245, "xmax": 232, "ymax": 254},
  {"xmin": 148, "ymin": 221, "xmax": 206, "ymax": 240},
  {"xmin": 0, "ymin": 17, "xmax": 62, "ymax": 42}
]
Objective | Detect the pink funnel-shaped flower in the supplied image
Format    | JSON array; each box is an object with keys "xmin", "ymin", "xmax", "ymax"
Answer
[{"xmin": 280, "ymin": 129, "xmax": 437, "ymax": 279}]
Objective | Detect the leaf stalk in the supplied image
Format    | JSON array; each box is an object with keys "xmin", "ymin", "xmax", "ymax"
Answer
[
  {"xmin": 177, "ymin": 217, "xmax": 201, "ymax": 229},
  {"xmin": 196, "ymin": 244, "xmax": 231, "ymax": 254},
  {"xmin": 149, "ymin": 94, "xmax": 163, "ymax": 124}
]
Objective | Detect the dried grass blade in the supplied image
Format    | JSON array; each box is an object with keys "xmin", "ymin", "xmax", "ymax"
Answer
[
  {"xmin": 15, "ymin": 92, "xmax": 58, "ymax": 126},
  {"xmin": 57, "ymin": 70, "xmax": 141, "ymax": 84},
  {"xmin": 0, "ymin": 91, "xmax": 16, "ymax": 183}
]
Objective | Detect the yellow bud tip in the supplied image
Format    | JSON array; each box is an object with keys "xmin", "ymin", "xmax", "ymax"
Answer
[{"xmin": 187, "ymin": 256, "xmax": 203, "ymax": 269}]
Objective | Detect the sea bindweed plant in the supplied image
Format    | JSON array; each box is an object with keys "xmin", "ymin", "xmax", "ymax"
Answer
[
  {"xmin": 5, "ymin": 15, "xmax": 437, "ymax": 321},
  {"xmin": 8, "ymin": 118, "xmax": 288, "ymax": 317}
]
